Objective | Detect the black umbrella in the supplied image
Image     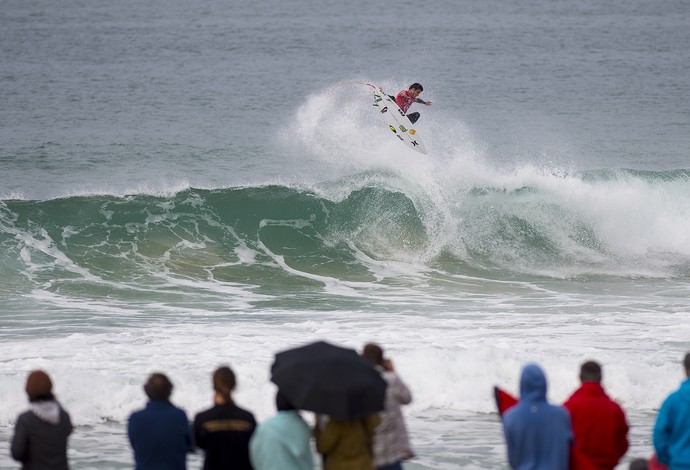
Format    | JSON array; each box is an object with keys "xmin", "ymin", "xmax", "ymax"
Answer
[{"xmin": 271, "ymin": 341, "xmax": 387, "ymax": 421}]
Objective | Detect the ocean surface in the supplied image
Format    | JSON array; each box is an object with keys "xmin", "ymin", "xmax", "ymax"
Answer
[{"xmin": 1, "ymin": 0, "xmax": 689, "ymax": 468}]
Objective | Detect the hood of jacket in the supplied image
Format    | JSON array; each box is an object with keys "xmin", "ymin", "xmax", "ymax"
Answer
[
  {"xmin": 519, "ymin": 363, "xmax": 548, "ymax": 403},
  {"xmin": 30, "ymin": 400, "xmax": 61, "ymax": 425}
]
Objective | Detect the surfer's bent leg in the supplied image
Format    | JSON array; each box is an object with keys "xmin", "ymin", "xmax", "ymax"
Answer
[{"xmin": 407, "ymin": 112, "xmax": 420, "ymax": 124}]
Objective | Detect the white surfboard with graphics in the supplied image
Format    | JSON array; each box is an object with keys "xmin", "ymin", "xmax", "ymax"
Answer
[{"xmin": 368, "ymin": 84, "xmax": 427, "ymax": 155}]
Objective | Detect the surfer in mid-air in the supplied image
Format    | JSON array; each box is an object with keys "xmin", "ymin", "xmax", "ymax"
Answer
[
  {"xmin": 370, "ymin": 83, "xmax": 428, "ymax": 154},
  {"xmin": 389, "ymin": 83, "xmax": 432, "ymax": 124}
]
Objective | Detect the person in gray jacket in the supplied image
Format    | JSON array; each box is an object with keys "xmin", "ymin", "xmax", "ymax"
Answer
[
  {"xmin": 362, "ymin": 343, "xmax": 414, "ymax": 470},
  {"xmin": 11, "ymin": 370, "xmax": 73, "ymax": 470}
]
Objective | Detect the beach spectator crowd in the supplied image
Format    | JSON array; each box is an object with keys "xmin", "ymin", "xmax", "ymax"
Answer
[{"xmin": 8, "ymin": 346, "xmax": 690, "ymax": 470}]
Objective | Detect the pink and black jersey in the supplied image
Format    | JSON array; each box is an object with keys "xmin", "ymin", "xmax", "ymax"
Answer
[{"xmin": 395, "ymin": 90, "xmax": 416, "ymax": 113}]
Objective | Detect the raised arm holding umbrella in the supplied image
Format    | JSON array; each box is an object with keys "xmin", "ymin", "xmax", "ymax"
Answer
[{"xmin": 271, "ymin": 341, "xmax": 386, "ymax": 470}]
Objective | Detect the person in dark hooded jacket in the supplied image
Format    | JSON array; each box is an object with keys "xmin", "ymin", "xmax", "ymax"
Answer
[
  {"xmin": 194, "ymin": 366, "xmax": 256, "ymax": 470},
  {"xmin": 503, "ymin": 363, "xmax": 573, "ymax": 470},
  {"xmin": 11, "ymin": 370, "xmax": 73, "ymax": 470}
]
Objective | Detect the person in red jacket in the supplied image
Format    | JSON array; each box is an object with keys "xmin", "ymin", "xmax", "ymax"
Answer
[
  {"xmin": 564, "ymin": 361, "xmax": 629, "ymax": 470},
  {"xmin": 392, "ymin": 83, "xmax": 431, "ymax": 124}
]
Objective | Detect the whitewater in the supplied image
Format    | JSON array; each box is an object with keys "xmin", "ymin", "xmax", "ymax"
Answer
[{"xmin": 2, "ymin": 0, "xmax": 690, "ymax": 468}]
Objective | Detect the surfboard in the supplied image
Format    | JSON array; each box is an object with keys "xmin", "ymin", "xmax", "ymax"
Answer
[
  {"xmin": 493, "ymin": 386, "xmax": 519, "ymax": 417},
  {"xmin": 368, "ymin": 84, "xmax": 427, "ymax": 155}
]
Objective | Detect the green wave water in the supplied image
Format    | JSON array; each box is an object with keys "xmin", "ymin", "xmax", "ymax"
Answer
[{"xmin": 2, "ymin": 167, "xmax": 689, "ymax": 299}]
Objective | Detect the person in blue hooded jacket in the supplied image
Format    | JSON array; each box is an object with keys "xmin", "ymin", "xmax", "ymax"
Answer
[
  {"xmin": 503, "ymin": 363, "xmax": 573, "ymax": 470},
  {"xmin": 249, "ymin": 390, "xmax": 314, "ymax": 470},
  {"xmin": 654, "ymin": 352, "xmax": 690, "ymax": 470}
]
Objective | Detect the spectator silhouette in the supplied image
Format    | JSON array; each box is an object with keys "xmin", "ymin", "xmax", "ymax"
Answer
[
  {"xmin": 653, "ymin": 352, "xmax": 690, "ymax": 469},
  {"xmin": 564, "ymin": 361, "xmax": 629, "ymax": 469},
  {"xmin": 249, "ymin": 390, "xmax": 313, "ymax": 470},
  {"xmin": 362, "ymin": 343, "xmax": 414, "ymax": 470},
  {"xmin": 194, "ymin": 366, "xmax": 256, "ymax": 470},
  {"xmin": 503, "ymin": 363, "xmax": 573, "ymax": 470},
  {"xmin": 315, "ymin": 412, "xmax": 380, "ymax": 470},
  {"xmin": 128, "ymin": 372, "xmax": 192, "ymax": 470},
  {"xmin": 11, "ymin": 370, "xmax": 73, "ymax": 470}
]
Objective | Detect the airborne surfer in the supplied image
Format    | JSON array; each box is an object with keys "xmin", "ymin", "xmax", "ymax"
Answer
[
  {"xmin": 370, "ymin": 82, "xmax": 428, "ymax": 154},
  {"xmin": 389, "ymin": 83, "xmax": 432, "ymax": 124}
]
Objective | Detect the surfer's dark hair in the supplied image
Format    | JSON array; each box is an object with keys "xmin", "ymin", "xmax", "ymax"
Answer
[
  {"xmin": 409, "ymin": 83, "xmax": 423, "ymax": 92},
  {"xmin": 579, "ymin": 361, "xmax": 602, "ymax": 383},
  {"xmin": 684, "ymin": 352, "xmax": 690, "ymax": 373}
]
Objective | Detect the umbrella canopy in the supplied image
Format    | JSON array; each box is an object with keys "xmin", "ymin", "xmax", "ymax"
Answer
[{"xmin": 271, "ymin": 341, "xmax": 387, "ymax": 421}]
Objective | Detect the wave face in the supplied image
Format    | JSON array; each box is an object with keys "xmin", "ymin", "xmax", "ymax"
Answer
[{"xmin": 2, "ymin": 168, "xmax": 689, "ymax": 305}]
